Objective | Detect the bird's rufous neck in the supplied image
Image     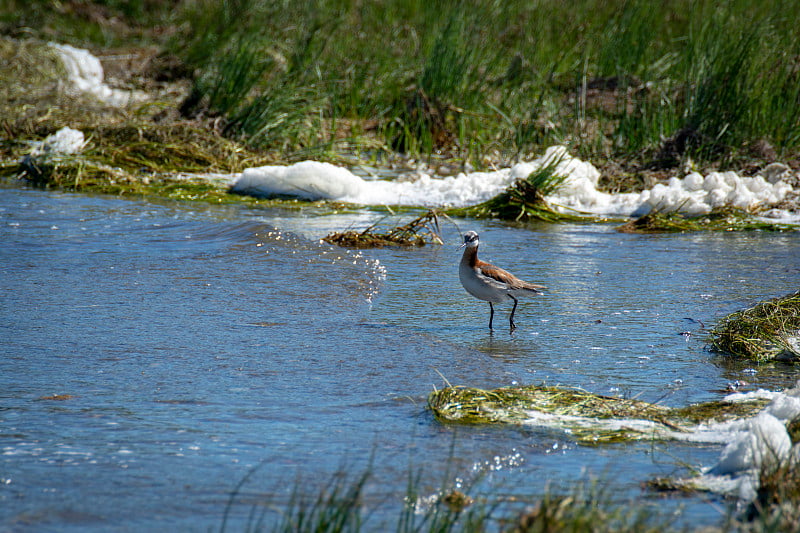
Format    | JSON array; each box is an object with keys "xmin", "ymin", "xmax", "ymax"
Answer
[{"xmin": 461, "ymin": 245, "xmax": 479, "ymax": 268}]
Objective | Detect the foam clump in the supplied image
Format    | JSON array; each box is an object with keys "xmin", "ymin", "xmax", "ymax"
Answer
[
  {"xmin": 230, "ymin": 146, "xmax": 589, "ymax": 208},
  {"xmin": 50, "ymin": 43, "xmax": 143, "ymax": 106},
  {"xmin": 699, "ymin": 411, "xmax": 791, "ymax": 500},
  {"xmin": 231, "ymin": 160, "xmax": 518, "ymax": 206},
  {"xmin": 229, "ymin": 146, "xmax": 795, "ymax": 218},
  {"xmin": 710, "ymin": 412, "xmax": 790, "ymax": 476},
  {"xmin": 640, "ymin": 171, "xmax": 794, "ymax": 215},
  {"xmin": 232, "ymin": 161, "xmax": 366, "ymax": 200},
  {"xmin": 30, "ymin": 127, "xmax": 86, "ymax": 157},
  {"xmin": 512, "ymin": 146, "xmax": 645, "ymax": 215},
  {"xmin": 691, "ymin": 386, "xmax": 800, "ymax": 500}
]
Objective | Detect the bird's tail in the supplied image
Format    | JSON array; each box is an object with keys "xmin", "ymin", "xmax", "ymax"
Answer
[{"xmin": 523, "ymin": 283, "xmax": 546, "ymax": 295}]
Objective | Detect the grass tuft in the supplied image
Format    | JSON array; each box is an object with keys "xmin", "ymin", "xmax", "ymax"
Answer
[
  {"xmin": 744, "ymin": 453, "xmax": 800, "ymax": 531},
  {"xmin": 447, "ymin": 155, "xmax": 585, "ymax": 223},
  {"xmin": 509, "ymin": 480, "xmax": 665, "ymax": 533}
]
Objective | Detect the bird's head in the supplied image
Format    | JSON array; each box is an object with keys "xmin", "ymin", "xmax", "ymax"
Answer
[{"xmin": 460, "ymin": 231, "xmax": 480, "ymax": 249}]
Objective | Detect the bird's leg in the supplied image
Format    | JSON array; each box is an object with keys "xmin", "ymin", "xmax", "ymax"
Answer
[
  {"xmin": 508, "ymin": 295, "xmax": 519, "ymax": 331},
  {"xmin": 488, "ymin": 302, "xmax": 494, "ymax": 330}
]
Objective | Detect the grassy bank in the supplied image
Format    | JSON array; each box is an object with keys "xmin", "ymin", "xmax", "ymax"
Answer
[
  {"xmin": 2, "ymin": 0, "xmax": 799, "ymax": 179},
  {"xmin": 166, "ymin": 0, "xmax": 800, "ymax": 172}
]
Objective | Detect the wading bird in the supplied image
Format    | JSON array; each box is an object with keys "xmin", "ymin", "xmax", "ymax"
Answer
[{"xmin": 459, "ymin": 231, "xmax": 545, "ymax": 331}]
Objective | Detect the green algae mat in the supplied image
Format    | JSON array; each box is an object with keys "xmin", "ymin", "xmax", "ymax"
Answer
[{"xmin": 428, "ymin": 384, "xmax": 770, "ymax": 445}]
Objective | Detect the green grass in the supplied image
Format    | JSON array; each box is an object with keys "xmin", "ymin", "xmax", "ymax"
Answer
[
  {"xmin": 3, "ymin": 0, "xmax": 800, "ymax": 172},
  {"xmin": 0, "ymin": 0, "xmax": 180, "ymax": 47},
  {"xmin": 224, "ymin": 453, "xmax": 800, "ymax": 532},
  {"xmin": 158, "ymin": 0, "xmax": 800, "ymax": 170}
]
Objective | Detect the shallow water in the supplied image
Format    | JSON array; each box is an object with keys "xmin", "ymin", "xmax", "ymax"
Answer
[{"xmin": 1, "ymin": 182, "xmax": 799, "ymax": 531}]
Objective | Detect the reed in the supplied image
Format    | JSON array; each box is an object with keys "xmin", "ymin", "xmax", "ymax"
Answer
[
  {"xmin": 271, "ymin": 471, "xmax": 368, "ymax": 532},
  {"xmin": 185, "ymin": 35, "xmax": 271, "ymax": 118}
]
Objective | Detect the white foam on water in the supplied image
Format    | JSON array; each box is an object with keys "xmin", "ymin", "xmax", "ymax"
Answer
[
  {"xmin": 708, "ymin": 412, "xmax": 791, "ymax": 474},
  {"xmin": 507, "ymin": 385, "xmax": 800, "ymax": 500},
  {"xmin": 50, "ymin": 43, "xmax": 144, "ymax": 106},
  {"xmin": 233, "ymin": 161, "xmax": 371, "ymax": 201},
  {"xmin": 691, "ymin": 410, "xmax": 794, "ymax": 500},
  {"xmin": 231, "ymin": 159, "xmax": 520, "ymax": 206},
  {"xmin": 229, "ymin": 146, "xmax": 797, "ymax": 220},
  {"xmin": 635, "ymin": 388, "xmax": 800, "ymax": 499},
  {"xmin": 638, "ymin": 171, "xmax": 794, "ymax": 216}
]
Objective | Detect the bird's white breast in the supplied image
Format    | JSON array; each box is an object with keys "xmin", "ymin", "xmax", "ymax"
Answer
[{"xmin": 459, "ymin": 262, "xmax": 509, "ymax": 303}]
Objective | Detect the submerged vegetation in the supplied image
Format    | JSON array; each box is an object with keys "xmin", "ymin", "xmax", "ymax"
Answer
[
  {"xmin": 429, "ymin": 382, "xmax": 800, "ymax": 530},
  {"xmin": 710, "ymin": 290, "xmax": 800, "ymax": 363}
]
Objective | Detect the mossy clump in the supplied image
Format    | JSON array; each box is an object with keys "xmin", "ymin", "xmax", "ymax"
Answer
[
  {"xmin": 428, "ymin": 384, "xmax": 769, "ymax": 444},
  {"xmin": 323, "ymin": 210, "xmax": 444, "ymax": 248},
  {"xmin": 617, "ymin": 207, "xmax": 798, "ymax": 233},
  {"xmin": 710, "ymin": 290, "xmax": 800, "ymax": 363}
]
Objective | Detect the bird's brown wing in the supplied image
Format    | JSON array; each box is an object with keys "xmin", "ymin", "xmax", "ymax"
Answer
[{"xmin": 476, "ymin": 259, "xmax": 546, "ymax": 292}]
